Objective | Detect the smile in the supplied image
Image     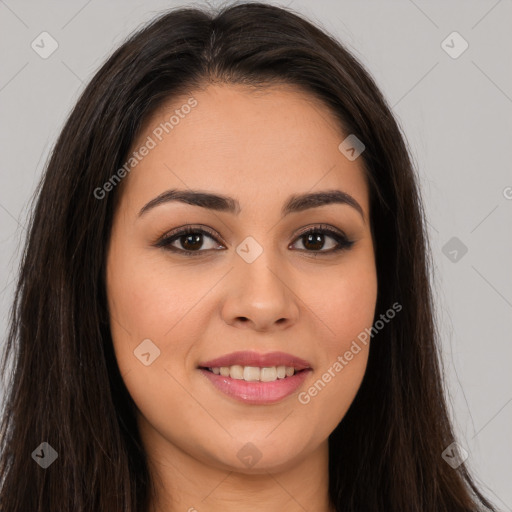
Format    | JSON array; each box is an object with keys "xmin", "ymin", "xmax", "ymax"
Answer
[{"xmin": 197, "ymin": 350, "xmax": 313, "ymax": 404}]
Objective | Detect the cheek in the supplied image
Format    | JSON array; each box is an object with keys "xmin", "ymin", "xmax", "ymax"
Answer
[
  {"xmin": 294, "ymin": 252, "xmax": 377, "ymax": 427},
  {"xmin": 105, "ymin": 245, "xmax": 220, "ymax": 455},
  {"xmin": 305, "ymin": 245, "xmax": 378, "ymax": 354},
  {"xmin": 106, "ymin": 243, "xmax": 211, "ymax": 371},
  {"xmin": 320, "ymin": 270, "xmax": 377, "ymax": 351}
]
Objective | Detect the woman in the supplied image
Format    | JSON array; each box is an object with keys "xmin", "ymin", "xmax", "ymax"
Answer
[{"xmin": 0, "ymin": 2, "xmax": 498, "ymax": 511}]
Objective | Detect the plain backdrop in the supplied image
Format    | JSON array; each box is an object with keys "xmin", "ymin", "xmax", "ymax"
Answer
[{"xmin": 0, "ymin": 0, "xmax": 511, "ymax": 509}]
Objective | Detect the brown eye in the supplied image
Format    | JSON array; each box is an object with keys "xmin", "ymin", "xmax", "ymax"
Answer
[
  {"xmin": 155, "ymin": 226, "xmax": 224, "ymax": 255},
  {"xmin": 290, "ymin": 226, "xmax": 354, "ymax": 254},
  {"xmin": 176, "ymin": 232, "xmax": 205, "ymax": 251}
]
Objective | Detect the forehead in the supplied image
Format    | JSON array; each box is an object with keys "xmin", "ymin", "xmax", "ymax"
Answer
[{"xmin": 122, "ymin": 83, "xmax": 369, "ymax": 215}]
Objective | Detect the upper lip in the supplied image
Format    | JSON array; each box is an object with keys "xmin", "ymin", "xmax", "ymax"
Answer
[{"xmin": 198, "ymin": 351, "xmax": 312, "ymax": 371}]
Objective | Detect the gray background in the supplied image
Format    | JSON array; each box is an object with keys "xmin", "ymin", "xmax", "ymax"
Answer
[{"xmin": 1, "ymin": 0, "xmax": 511, "ymax": 509}]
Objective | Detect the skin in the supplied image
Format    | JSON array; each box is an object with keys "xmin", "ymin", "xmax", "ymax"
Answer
[{"xmin": 106, "ymin": 83, "xmax": 378, "ymax": 512}]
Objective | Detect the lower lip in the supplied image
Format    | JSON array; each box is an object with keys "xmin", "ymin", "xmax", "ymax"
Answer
[{"xmin": 198, "ymin": 368, "xmax": 311, "ymax": 405}]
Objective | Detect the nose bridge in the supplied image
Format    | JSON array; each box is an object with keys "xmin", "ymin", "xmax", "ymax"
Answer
[
  {"xmin": 223, "ymin": 235, "xmax": 300, "ymax": 330},
  {"xmin": 234, "ymin": 234, "xmax": 287, "ymax": 299}
]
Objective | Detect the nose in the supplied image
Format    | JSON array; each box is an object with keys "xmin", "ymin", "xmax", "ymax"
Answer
[{"xmin": 221, "ymin": 252, "xmax": 300, "ymax": 332}]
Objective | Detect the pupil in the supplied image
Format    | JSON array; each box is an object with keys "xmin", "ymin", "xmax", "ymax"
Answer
[
  {"xmin": 304, "ymin": 233, "xmax": 323, "ymax": 250},
  {"xmin": 183, "ymin": 234, "xmax": 202, "ymax": 250}
]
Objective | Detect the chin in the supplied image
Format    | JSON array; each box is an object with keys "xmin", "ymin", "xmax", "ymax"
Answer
[{"xmin": 203, "ymin": 434, "xmax": 314, "ymax": 474}]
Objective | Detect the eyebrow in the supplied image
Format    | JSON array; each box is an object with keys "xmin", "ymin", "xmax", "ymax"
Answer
[{"xmin": 138, "ymin": 188, "xmax": 365, "ymax": 222}]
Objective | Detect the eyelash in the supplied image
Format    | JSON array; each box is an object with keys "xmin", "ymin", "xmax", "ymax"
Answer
[{"xmin": 154, "ymin": 224, "xmax": 355, "ymax": 257}]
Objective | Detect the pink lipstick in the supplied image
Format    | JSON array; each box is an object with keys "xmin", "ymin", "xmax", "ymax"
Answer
[{"xmin": 197, "ymin": 350, "xmax": 312, "ymax": 405}]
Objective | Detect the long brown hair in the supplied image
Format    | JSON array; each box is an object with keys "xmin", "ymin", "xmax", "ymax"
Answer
[{"xmin": 0, "ymin": 2, "xmax": 497, "ymax": 510}]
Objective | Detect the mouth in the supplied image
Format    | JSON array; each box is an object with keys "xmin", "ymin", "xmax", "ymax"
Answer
[{"xmin": 197, "ymin": 351, "xmax": 312, "ymax": 404}]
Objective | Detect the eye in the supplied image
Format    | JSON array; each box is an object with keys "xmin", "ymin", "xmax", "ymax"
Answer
[
  {"xmin": 154, "ymin": 225, "xmax": 224, "ymax": 256},
  {"xmin": 290, "ymin": 224, "xmax": 354, "ymax": 255}
]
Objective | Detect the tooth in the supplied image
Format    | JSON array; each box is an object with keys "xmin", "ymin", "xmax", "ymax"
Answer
[
  {"xmin": 243, "ymin": 366, "xmax": 261, "ymax": 381},
  {"xmin": 260, "ymin": 367, "xmax": 277, "ymax": 382},
  {"xmin": 285, "ymin": 366, "xmax": 295, "ymax": 377},
  {"xmin": 230, "ymin": 365, "xmax": 244, "ymax": 379},
  {"xmin": 209, "ymin": 364, "xmax": 297, "ymax": 381}
]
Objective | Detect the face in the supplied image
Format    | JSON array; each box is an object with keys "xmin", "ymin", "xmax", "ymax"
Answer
[{"xmin": 106, "ymin": 83, "xmax": 377, "ymax": 476}]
